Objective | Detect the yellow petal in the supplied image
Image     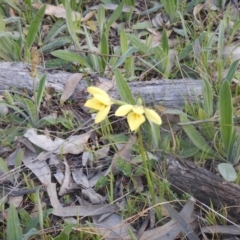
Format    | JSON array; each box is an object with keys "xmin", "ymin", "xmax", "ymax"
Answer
[
  {"xmin": 94, "ymin": 94, "xmax": 112, "ymax": 106},
  {"xmin": 95, "ymin": 106, "xmax": 111, "ymax": 123},
  {"xmin": 115, "ymin": 105, "xmax": 133, "ymax": 116},
  {"xmin": 84, "ymin": 98, "xmax": 105, "ymax": 110},
  {"xmin": 132, "ymin": 105, "xmax": 144, "ymax": 115},
  {"xmin": 127, "ymin": 112, "xmax": 145, "ymax": 131},
  {"xmin": 88, "ymin": 87, "xmax": 109, "ymax": 98},
  {"xmin": 144, "ymin": 108, "xmax": 162, "ymax": 125}
]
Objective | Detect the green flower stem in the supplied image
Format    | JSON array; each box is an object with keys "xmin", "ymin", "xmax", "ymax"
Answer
[
  {"xmin": 112, "ymin": 99, "xmax": 128, "ymax": 106},
  {"xmin": 138, "ymin": 129, "xmax": 156, "ymax": 204}
]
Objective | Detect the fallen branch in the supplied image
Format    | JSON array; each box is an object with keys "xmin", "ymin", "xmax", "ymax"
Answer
[{"xmin": 0, "ymin": 62, "xmax": 202, "ymax": 108}]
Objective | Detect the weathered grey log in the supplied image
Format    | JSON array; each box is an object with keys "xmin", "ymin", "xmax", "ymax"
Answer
[
  {"xmin": 0, "ymin": 62, "xmax": 202, "ymax": 108},
  {"xmin": 166, "ymin": 156, "xmax": 240, "ymax": 222}
]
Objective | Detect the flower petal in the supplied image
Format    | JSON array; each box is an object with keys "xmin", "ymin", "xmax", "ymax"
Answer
[
  {"xmin": 127, "ymin": 112, "xmax": 145, "ymax": 131},
  {"xmin": 132, "ymin": 105, "xmax": 144, "ymax": 115},
  {"xmin": 88, "ymin": 87, "xmax": 109, "ymax": 98},
  {"xmin": 144, "ymin": 108, "xmax": 162, "ymax": 125},
  {"xmin": 95, "ymin": 106, "xmax": 111, "ymax": 123},
  {"xmin": 94, "ymin": 94, "xmax": 112, "ymax": 106},
  {"xmin": 115, "ymin": 105, "xmax": 133, "ymax": 116},
  {"xmin": 84, "ymin": 98, "xmax": 105, "ymax": 110}
]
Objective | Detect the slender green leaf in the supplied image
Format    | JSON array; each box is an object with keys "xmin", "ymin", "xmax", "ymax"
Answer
[
  {"xmin": 127, "ymin": 33, "xmax": 149, "ymax": 54},
  {"xmin": 24, "ymin": 99, "xmax": 38, "ymax": 125},
  {"xmin": 180, "ymin": 114, "xmax": 216, "ymax": 156},
  {"xmin": 64, "ymin": 0, "xmax": 81, "ymax": 50},
  {"xmin": 219, "ymin": 80, "xmax": 234, "ymax": 157},
  {"xmin": 97, "ymin": 4, "xmax": 105, "ymax": 36},
  {"xmin": 84, "ymin": 25, "xmax": 99, "ymax": 72},
  {"xmin": 100, "ymin": 32, "xmax": 108, "ymax": 73},
  {"xmin": 36, "ymin": 74, "xmax": 47, "ymax": 108},
  {"xmin": 26, "ymin": 4, "xmax": 46, "ymax": 49},
  {"xmin": 217, "ymin": 20, "xmax": 225, "ymax": 59},
  {"xmin": 114, "ymin": 69, "xmax": 136, "ymax": 104},
  {"xmin": 224, "ymin": 60, "xmax": 239, "ymax": 84},
  {"xmin": 113, "ymin": 47, "xmax": 137, "ymax": 70},
  {"xmin": 161, "ymin": 28, "xmax": 169, "ymax": 54},
  {"xmin": 51, "ymin": 50, "xmax": 91, "ymax": 68},
  {"xmin": 106, "ymin": 2, "xmax": 124, "ymax": 35},
  {"xmin": 40, "ymin": 37, "xmax": 72, "ymax": 53},
  {"xmin": 120, "ymin": 30, "xmax": 128, "ymax": 53},
  {"xmin": 198, "ymin": 108, "xmax": 215, "ymax": 141},
  {"xmin": 7, "ymin": 204, "xmax": 22, "ymax": 240},
  {"xmin": 202, "ymin": 78, "xmax": 213, "ymax": 117}
]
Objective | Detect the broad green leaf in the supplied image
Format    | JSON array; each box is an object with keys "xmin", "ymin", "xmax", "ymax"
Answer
[
  {"xmin": 132, "ymin": 21, "xmax": 153, "ymax": 29},
  {"xmin": 114, "ymin": 69, "xmax": 136, "ymax": 104},
  {"xmin": 51, "ymin": 50, "xmax": 91, "ymax": 68},
  {"xmin": 178, "ymin": 147, "xmax": 199, "ymax": 158},
  {"xmin": 26, "ymin": 4, "xmax": 46, "ymax": 49},
  {"xmin": 7, "ymin": 204, "xmax": 22, "ymax": 240},
  {"xmin": 218, "ymin": 163, "xmax": 237, "ymax": 182},
  {"xmin": 219, "ymin": 81, "xmax": 233, "ymax": 157},
  {"xmin": 149, "ymin": 121, "xmax": 161, "ymax": 149},
  {"xmin": 113, "ymin": 47, "xmax": 137, "ymax": 70},
  {"xmin": 224, "ymin": 60, "xmax": 239, "ymax": 84},
  {"xmin": 100, "ymin": 32, "xmax": 108, "ymax": 73},
  {"xmin": 120, "ymin": 30, "xmax": 128, "ymax": 54},
  {"xmin": 161, "ymin": 0, "xmax": 178, "ymax": 22},
  {"xmin": 202, "ymin": 78, "xmax": 213, "ymax": 117},
  {"xmin": 127, "ymin": 33, "xmax": 149, "ymax": 54},
  {"xmin": 97, "ymin": 4, "xmax": 105, "ymax": 36},
  {"xmin": 36, "ymin": 74, "xmax": 47, "ymax": 108},
  {"xmin": 217, "ymin": 20, "xmax": 225, "ymax": 59},
  {"xmin": 161, "ymin": 28, "xmax": 169, "ymax": 54},
  {"xmin": 180, "ymin": 114, "xmax": 216, "ymax": 156}
]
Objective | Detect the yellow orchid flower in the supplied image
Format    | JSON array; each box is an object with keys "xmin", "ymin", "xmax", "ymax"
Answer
[
  {"xmin": 84, "ymin": 87, "xmax": 113, "ymax": 123},
  {"xmin": 115, "ymin": 104, "xmax": 162, "ymax": 131}
]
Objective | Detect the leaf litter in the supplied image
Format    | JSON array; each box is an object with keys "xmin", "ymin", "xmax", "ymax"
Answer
[{"xmin": 2, "ymin": 0, "xmax": 240, "ymax": 239}]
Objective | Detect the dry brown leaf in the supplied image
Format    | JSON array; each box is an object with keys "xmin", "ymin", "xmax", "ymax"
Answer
[
  {"xmin": 82, "ymin": 188, "xmax": 105, "ymax": 204},
  {"xmin": 32, "ymin": 3, "xmax": 89, "ymax": 21},
  {"xmin": 152, "ymin": 13, "xmax": 170, "ymax": 28},
  {"xmin": 60, "ymin": 73, "xmax": 84, "ymax": 104},
  {"xmin": 23, "ymin": 149, "xmax": 51, "ymax": 185},
  {"xmin": 52, "ymin": 204, "xmax": 120, "ymax": 217},
  {"xmin": 72, "ymin": 168, "xmax": 89, "ymax": 188},
  {"xmin": 140, "ymin": 199, "xmax": 197, "ymax": 240},
  {"xmin": 59, "ymin": 158, "xmax": 71, "ymax": 196},
  {"xmin": 47, "ymin": 182, "xmax": 62, "ymax": 209},
  {"xmin": 92, "ymin": 213, "xmax": 136, "ymax": 239},
  {"xmin": 24, "ymin": 129, "xmax": 90, "ymax": 155},
  {"xmin": 97, "ymin": 78, "xmax": 116, "ymax": 93}
]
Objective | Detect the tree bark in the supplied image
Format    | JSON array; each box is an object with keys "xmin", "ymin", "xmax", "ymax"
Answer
[
  {"xmin": 0, "ymin": 62, "xmax": 202, "ymax": 108},
  {"xmin": 166, "ymin": 156, "xmax": 240, "ymax": 222}
]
